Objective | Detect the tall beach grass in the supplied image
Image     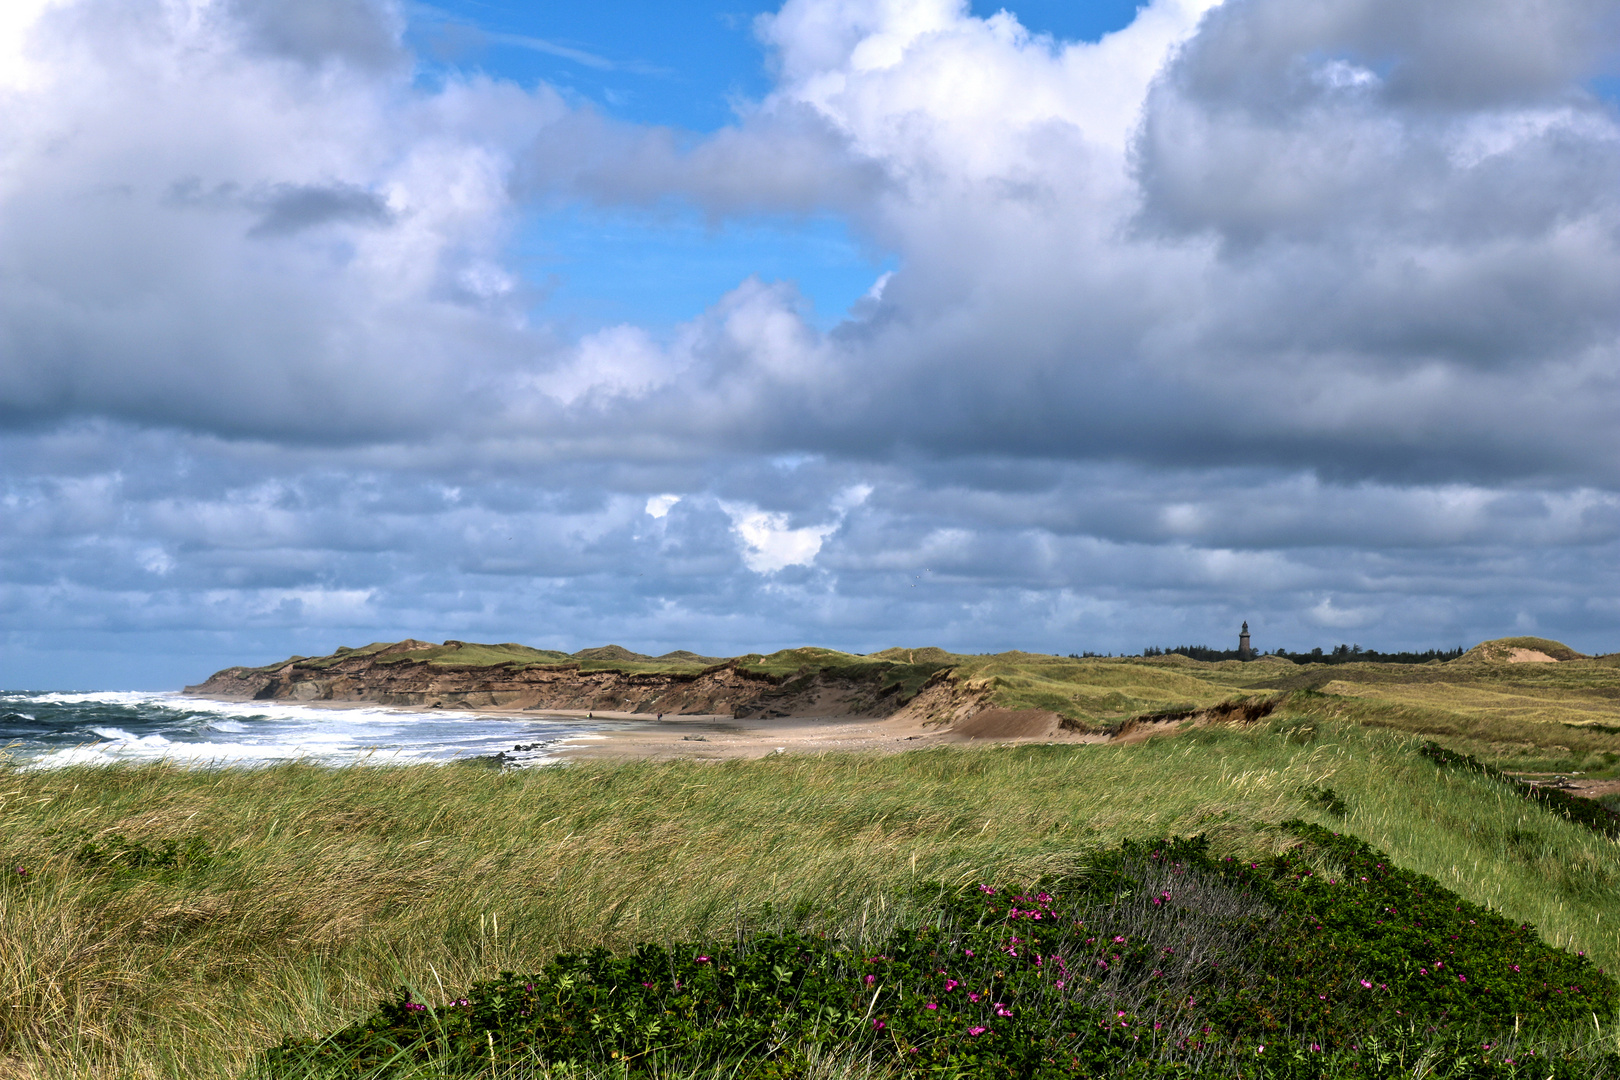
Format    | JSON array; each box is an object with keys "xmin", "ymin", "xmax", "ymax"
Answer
[{"xmin": 6, "ymin": 717, "xmax": 1620, "ymax": 1077}]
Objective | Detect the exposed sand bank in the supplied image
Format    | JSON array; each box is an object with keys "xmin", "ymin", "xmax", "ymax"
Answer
[{"xmin": 549, "ymin": 709, "xmax": 1107, "ymax": 761}]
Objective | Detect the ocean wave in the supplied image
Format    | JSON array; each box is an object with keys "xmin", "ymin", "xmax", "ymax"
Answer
[
  {"xmin": 2, "ymin": 689, "xmax": 601, "ymax": 769},
  {"xmin": 89, "ymin": 726, "xmax": 153, "ymax": 743},
  {"xmin": 23, "ymin": 740, "xmax": 436, "ymax": 770}
]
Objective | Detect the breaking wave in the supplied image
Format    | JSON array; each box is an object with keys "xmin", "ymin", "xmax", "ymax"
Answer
[{"xmin": 0, "ymin": 690, "xmax": 603, "ymax": 769}]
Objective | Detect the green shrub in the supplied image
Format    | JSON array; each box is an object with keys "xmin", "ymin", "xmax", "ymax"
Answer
[{"xmin": 265, "ymin": 827, "xmax": 1619, "ymax": 1078}]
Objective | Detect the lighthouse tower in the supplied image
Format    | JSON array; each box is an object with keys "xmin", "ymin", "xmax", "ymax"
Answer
[{"xmin": 1239, "ymin": 622, "xmax": 1252, "ymax": 661}]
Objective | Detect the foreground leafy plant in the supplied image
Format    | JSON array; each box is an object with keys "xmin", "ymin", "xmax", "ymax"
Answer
[{"xmin": 264, "ymin": 825, "xmax": 1620, "ymax": 1078}]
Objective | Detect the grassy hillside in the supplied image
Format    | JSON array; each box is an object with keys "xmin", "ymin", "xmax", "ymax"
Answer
[
  {"xmin": 221, "ymin": 636, "xmax": 1620, "ymax": 768},
  {"xmin": 946, "ymin": 653, "xmax": 1260, "ymax": 724},
  {"xmin": 921, "ymin": 639, "xmax": 1620, "ymax": 769},
  {"xmin": 1460, "ymin": 637, "xmax": 1590, "ymax": 662},
  {"xmin": 272, "ymin": 641, "xmax": 576, "ymax": 670},
  {"xmin": 1244, "ymin": 652, "xmax": 1620, "ymax": 771},
  {"xmin": 9, "ymin": 717, "xmax": 1620, "ymax": 1077}
]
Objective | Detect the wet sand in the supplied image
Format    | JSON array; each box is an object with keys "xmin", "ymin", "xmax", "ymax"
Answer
[{"xmin": 190, "ymin": 698, "xmax": 1105, "ymax": 764}]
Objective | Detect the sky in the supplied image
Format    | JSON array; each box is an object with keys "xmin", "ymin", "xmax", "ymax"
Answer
[{"xmin": 2, "ymin": 0, "xmax": 1619, "ymax": 689}]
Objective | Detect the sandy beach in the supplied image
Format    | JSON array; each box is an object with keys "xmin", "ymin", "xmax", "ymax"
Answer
[
  {"xmin": 137, "ymin": 692, "xmax": 1182, "ymax": 770},
  {"xmin": 486, "ymin": 704, "xmax": 1110, "ymax": 762},
  {"xmin": 546, "ymin": 710, "xmax": 951, "ymax": 761},
  {"xmin": 278, "ymin": 700, "xmax": 1107, "ymax": 761}
]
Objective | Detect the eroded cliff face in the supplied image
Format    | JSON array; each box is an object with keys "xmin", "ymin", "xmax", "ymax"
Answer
[
  {"xmin": 887, "ymin": 671, "xmax": 999, "ymax": 728},
  {"xmin": 185, "ymin": 653, "xmax": 989, "ymax": 721}
]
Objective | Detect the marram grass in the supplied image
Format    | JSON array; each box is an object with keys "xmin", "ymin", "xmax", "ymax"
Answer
[{"xmin": 6, "ymin": 718, "xmax": 1620, "ymax": 1077}]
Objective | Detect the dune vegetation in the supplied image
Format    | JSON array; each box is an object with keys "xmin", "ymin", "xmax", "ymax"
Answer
[
  {"xmin": 9, "ymin": 638, "xmax": 1620, "ymax": 1077},
  {"xmin": 6, "ymin": 702, "xmax": 1620, "ymax": 1076}
]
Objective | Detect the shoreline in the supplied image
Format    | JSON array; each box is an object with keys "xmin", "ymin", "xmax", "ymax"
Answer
[{"xmin": 184, "ymin": 695, "xmax": 1104, "ymax": 763}]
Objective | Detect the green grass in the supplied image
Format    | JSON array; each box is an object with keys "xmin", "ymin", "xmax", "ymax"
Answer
[
  {"xmin": 1269, "ymin": 676, "xmax": 1620, "ymax": 771},
  {"xmin": 9, "ymin": 717, "xmax": 1620, "ymax": 1077},
  {"xmin": 942, "ymin": 654, "xmax": 1257, "ymax": 725},
  {"xmin": 265, "ymin": 641, "xmax": 577, "ymax": 672}
]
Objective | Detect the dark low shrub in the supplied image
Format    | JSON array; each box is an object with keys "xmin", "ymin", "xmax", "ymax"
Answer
[{"xmin": 264, "ymin": 826, "xmax": 1619, "ymax": 1078}]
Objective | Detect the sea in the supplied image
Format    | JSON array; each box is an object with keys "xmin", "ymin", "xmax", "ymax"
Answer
[{"xmin": 0, "ymin": 690, "xmax": 609, "ymax": 769}]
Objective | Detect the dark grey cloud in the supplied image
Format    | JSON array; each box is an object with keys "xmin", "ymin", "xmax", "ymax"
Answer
[
  {"xmin": 247, "ymin": 183, "xmax": 395, "ymax": 237},
  {"xmin": 228, "ymin": 0, "xmax": 406, "ymax": 71},
  {"xmin": 1166, "ymin": 0, "xmax": 1620, "ymax": 111},
  {"xmin": 7, "ymin": 424, "xmax": 1619, "ymax": 688}
]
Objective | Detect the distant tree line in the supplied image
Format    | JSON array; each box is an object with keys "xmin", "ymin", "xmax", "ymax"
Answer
[{"xmin": 1137, "ymin": 644, "xmax": 1466, "ymax": 665}]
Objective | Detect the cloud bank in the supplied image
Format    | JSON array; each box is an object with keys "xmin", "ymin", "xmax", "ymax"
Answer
[{"xmin": 2, "ymin": 0, "xmax": 1618, "ymax": 685}]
